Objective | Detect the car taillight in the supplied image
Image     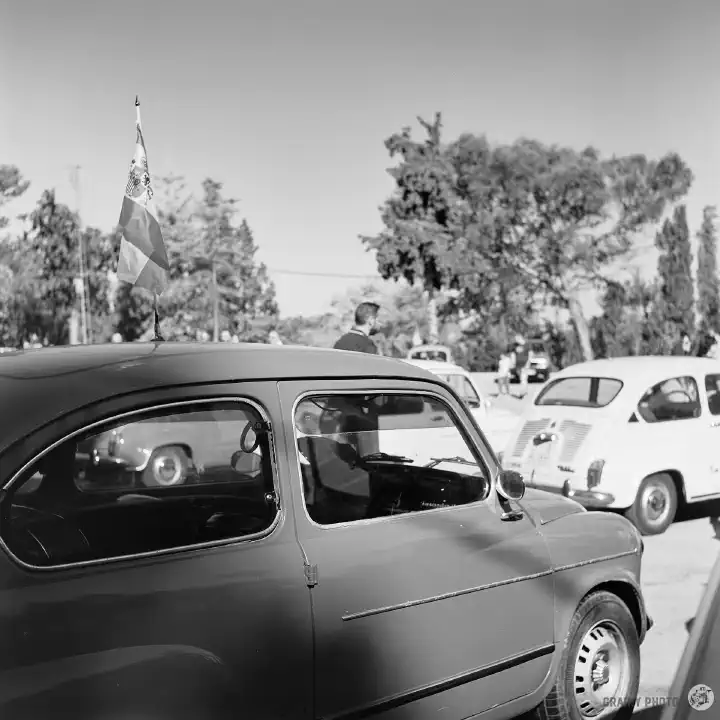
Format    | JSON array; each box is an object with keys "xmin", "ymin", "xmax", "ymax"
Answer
[{"xmin": 587, "ymin": 459, "xmax": 605, "ymax": 489}]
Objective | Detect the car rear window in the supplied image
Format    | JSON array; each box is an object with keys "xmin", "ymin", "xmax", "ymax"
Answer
[{"xmin": 535, "ymin": 376, "xmax": 623, "ymax": 408}]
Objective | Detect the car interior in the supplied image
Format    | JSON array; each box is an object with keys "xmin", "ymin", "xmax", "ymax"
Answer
[
  {"xmin": 296, "ymin": 395, "xmax": 490, "ymax": 525},
  {"xmin": 2, "ymin": 425, "xmax": 278, "ymax": 567}
]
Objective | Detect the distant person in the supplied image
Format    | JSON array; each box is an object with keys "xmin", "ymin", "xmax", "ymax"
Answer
[
  {"xmin": 513, "ymin": 336, "xmax": 531, "ymax": 398},
  {"xmin": 333, "ymin": 302, "xmax": 380, "ymax": 355},
  {"xmin": 497, "ymin": 347, "xmax": 512, "ymax": 396},
  {"xmin": 268, "ymin": 330, "xmax": 283, "ymax": 346}
]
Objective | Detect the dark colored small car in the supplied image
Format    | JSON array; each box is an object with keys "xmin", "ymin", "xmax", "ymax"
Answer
[{"xmin": 0, "ymin": 343, "xmax": 650, "ymax": 719}]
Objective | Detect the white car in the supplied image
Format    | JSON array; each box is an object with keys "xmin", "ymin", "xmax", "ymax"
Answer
[
  {"xmin": 501, "ymin": 355, "xmax": 720, "ymax": 535},
  {"xmin": 406, "ymin": 344, "xmax": 454, "ymax": 363},
  {"xmin": 404, "ymin": 359, "xmax": 520, "ymax": 453}
]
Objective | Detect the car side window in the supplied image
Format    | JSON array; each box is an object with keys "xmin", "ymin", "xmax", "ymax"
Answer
[
  {"xmin": 704, "ymin": 374, "xmax": 720, "ymax": 416},
  {"xmin": 637, "ymin": 376, "xmax": 701, "ymax": 423},
  {"xmin": 293, "ymin": 393, "xmax": 490, "ymax": 526},
  {"xmin": 1, "ymin": 400, "xmax": 278, "ymax": 568}
]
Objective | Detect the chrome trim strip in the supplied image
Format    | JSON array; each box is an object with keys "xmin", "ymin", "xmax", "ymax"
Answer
[
  {"xmin": 0, "ymin": 396, "xmax": 284, "ymax": 572},
  {"xmin": 288, "ymin": 386, "xmax": 497, "ymax": 532},
  {"xmin": 320, "ymin": 643, "xmax": 555, "ymax": 720},
  {"xmin": 341, "ymin": 549, "xmax": 637, "ymax": 621}
]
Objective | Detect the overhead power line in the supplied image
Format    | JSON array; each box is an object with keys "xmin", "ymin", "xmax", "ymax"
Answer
[{"xmin": 267, "ymin": 268, "xmax": 380, "ymax": 279}]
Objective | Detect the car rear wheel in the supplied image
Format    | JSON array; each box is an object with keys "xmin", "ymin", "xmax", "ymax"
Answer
[
  {"xmin": 536, "ymin": 591, "xmax": 639, "ymax": 720},
  {"xmin": 141, "ymin": 446, "xmax": 190, "ymax": 488},
  {"xmin": 624, "ymin": 473, "xmax": 677, "ymax": 536}
]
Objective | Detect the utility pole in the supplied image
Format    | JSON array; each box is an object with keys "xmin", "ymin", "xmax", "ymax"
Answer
[{"xmin": 69, "ymin": 165, "xmax": 90, "ymax": 344}]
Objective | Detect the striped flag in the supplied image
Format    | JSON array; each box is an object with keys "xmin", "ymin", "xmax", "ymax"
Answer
[{"xmin": 116, "ymin": 97, "xmax": 170, "ymax": 294}]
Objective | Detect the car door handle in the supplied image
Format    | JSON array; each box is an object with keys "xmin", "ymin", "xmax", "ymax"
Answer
[{"xmin": 431, "ymin": 415, "xmax": 444, "ymax": 422}]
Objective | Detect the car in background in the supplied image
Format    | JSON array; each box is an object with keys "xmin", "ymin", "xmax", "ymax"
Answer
[
  {"xmin": 405, "ymin": 359, "xmax": 520, "ymax": 453},
  {"xmin": 510, "ymin": 337, "xmax": 551, "ymax": 384},
  {"xmin": 407, "ymin": 343, "xmax": 454, "ymax": 363},
  {"xmin": 501, "ymin": 356, "xmax": 720, "ymax": 535},
  {"xmin": 0, "ymin": 342, "xmax": 650, "ymax": 720},
  {"xmin": 661, "ymin": 549, "xmax": 720, "ymax": 718}
]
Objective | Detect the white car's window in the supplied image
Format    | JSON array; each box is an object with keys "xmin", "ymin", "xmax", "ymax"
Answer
[
  {"xmin": 705, "ymin": 374, "xmax": 720, "ymax": 416},
  {"xmin": 1, "ymin": 401, "xmax": 278, "ymax": 568},
  {"xmin": 535, "ymin": 376, "xmax": 622, "ymax": 408},
  {"xmin": 637, "ymin": 376, "xmax": 701, "ymax": 423},
  {"xmin": 293, "ymin": 393, "xmax": 490, "ymax": 526},
  {"xmin": 437, "ymin": 373, "xmax": 481, "ymax": 408}
]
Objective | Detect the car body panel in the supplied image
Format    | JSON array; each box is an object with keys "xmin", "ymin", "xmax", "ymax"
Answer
[
  {"xmin": 0, "ymin": 382, "xmax": 314, "ymax": 720},
  {"xmin": 278, "ymin": 378, "xmax": 556, "ymax": 719},
  {"xmin": 502, "ymin": 356, "xmax": 720, "ymax": 510},
  {"xmin": 662, "ymin": 551, "xmax": 720, "ymax": 720},
  {"xmin": 0, "ymin": 344, "xmax": 650, "ymax": 720}
]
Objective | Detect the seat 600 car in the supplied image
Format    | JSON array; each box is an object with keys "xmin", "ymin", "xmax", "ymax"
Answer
[
  {"xmin": 0, "ymin": 343, "xmax": 651, "ymax": 720},
  {"xmin": 501, "ymin": 356, "xmax": 720, "ymax": 536}
]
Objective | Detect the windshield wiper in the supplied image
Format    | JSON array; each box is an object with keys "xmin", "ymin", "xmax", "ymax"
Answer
[
  {"xmin": 360, "ymin": 452, "xmax": 413, "ymax": 464},
  {"xmin": 425, "ymin": 456, "xmax": 477, "ymax": 468}
]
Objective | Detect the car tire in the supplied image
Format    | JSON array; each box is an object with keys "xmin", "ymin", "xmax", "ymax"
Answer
[
  {"xmin": 535, "ymin": 590, "xmax": 640, "ymax": 720},
  {"xmin": 141, "ymin": 446, "xmax": 190, "ymax": 487},
  {"xmin": 624, "ymin": 473, "xmax": 678, "ymax": 536}
]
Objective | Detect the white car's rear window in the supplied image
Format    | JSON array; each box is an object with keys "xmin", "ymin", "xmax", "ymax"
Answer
[{"xmin": 535, "ymin": 376, "xmax": 623, "ymax": 408}]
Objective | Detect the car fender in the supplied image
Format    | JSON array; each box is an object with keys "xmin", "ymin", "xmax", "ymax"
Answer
[
  {"xmin": 0, "ymin": 644, "xmax": 233, "ymax": 719},
  {"xmin": 539, "ymin": 510, "xmax": 646, "ymax": 651},
  {"xmin": 518, "ymin": 488, "xmax": 586, "ymax": 526}
]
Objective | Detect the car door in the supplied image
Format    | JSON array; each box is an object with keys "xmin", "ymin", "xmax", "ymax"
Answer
[
  {"xmin": 636, "ymin": 374, "xmax": 710, "ymax": 500},
  {"xmin": 278, "ymin": 378, "xmax": 555, "ymax": 720},
  {"xmin": 0, "ymin": 383, "xmax": 313, "ymax": 720}
]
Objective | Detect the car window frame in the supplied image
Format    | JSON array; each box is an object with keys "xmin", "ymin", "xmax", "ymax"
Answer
[
  {"xmin": 290, "ymin": 386, "xmax": 495, "ymax": 531},
  {"xmin": 636, "ymin": 375, "xmax": 703, "ymax": 424},
  {"xmin": 534, "ymin": 375, "xmax": 624, "ymax": 408},
  {"xmin": 0, "ymin": 396, "xmax": 282, "ymax": 572},
  {"xmin": 704, "ymin": 373, "xmax": 720, "ymax": 417}
]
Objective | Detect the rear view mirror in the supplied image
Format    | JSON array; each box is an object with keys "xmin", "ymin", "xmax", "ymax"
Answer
[{"xmin": 497, "ymin": 469, "xmax": 525, "ymax": 501}]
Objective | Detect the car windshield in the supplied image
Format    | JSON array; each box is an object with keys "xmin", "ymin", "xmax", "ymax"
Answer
[{"xmin": 535, "ymin": 376, "xmax": 623, "ymax": 408}]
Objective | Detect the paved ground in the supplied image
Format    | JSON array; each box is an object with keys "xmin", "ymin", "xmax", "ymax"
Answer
[{"xmin": 470, "ymin": 373, "xmax": 719, "ymax": 717}]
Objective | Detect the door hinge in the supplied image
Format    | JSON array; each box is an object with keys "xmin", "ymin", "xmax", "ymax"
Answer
[{"xmin": 304, "ymin": 563, "xmax": 318, "ymax": 588}]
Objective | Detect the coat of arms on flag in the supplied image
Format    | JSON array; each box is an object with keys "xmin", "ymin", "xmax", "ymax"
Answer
[{"xmin": 116, "ymin": 96, "xmax": 170, "ymax": 298}]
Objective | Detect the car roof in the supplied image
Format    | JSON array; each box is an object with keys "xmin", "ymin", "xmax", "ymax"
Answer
[
  {"xmin": 404, "ymin": 359, "xmax": 467, "ymax": 374},
  {"xmin": 0, "ymin": 342, "xmax": 437, "ymax": 455},
  {"xmin": 553, "ymin": 356, "xmax": 720, "ymax": 387},
  {"xmin": 408, "ymin": 344, "xmax": 452, "ymax": 353}
]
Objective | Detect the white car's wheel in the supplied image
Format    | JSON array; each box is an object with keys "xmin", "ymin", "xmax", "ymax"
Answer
[
  {"xmin": 141, "ymin": 446, "xmax": 189, "ymax": 487},
  {"xmin": 624, "ymin": 473, "xmax": 678, "ymax": 536},
  {"xmin": 536, "ymin": 591, "xmax": 639, "ymax": 720}
]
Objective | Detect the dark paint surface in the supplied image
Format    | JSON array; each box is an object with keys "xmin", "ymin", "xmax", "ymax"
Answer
[{"xmin": 0, "ymin": 345, "xmax": 649, "ymax": 720}]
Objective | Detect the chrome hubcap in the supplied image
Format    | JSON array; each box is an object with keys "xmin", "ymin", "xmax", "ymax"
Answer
[
  {"xmin": 573, "ymin": 621, "xmax": 630, "ymax": 718},
  {"xmin": 642, "ymin": 483, "xmax": 670, "ymax": 524},
  {"xmin": 152, "ymin": 455, "xmax": 183, "ymax": 486}
]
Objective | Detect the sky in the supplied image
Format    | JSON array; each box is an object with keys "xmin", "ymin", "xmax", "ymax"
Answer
[{"xmin": 1, "ymin": 0, "xmax": 719, "ymax": 317}]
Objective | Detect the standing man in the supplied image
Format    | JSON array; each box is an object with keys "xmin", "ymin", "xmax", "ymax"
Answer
[
  {"xmin": 513, "ymin": 335, "xmax": 531, "ymax": 399},
  {"xmin": 334, "ymin": 302, "xmax": 380, "ymax": 355}
]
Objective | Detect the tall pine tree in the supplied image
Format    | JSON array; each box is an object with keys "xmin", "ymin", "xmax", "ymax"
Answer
[
  {"xmin": 651, "ymin": 204, "xmax": 695, "ymax": 354},
  {"xmin": 696, "ymin": 205, "xmax": 720, "ymax": 335}
]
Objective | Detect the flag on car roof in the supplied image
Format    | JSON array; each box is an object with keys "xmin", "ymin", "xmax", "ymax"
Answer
[{"xmin": 116, "ymin": 96, "xmax": 170, "ymax": 294}]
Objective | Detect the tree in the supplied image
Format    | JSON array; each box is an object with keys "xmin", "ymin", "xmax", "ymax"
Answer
[
  {"xmin": 364, "ymin": 116, "xmax": 694, "ymax": 362},
  {"xmin": 114, "ymin": 282, "xmax": 154, "ymax": 341},
  {"xmin": 361, "ymin": 113, "xmax": 462, "ymax": 343},
  {"xmin": 650, "ymin": 205, "xmax": 696, "ymax": 354},
  {"xmin": 0, "ymin": 165, "xmax": 29, "ymax": 230},
  {"xmin": 593, "ymin": 281, "xmax": 628, "ymax": 358},
  {"xmin": 696, "ymin": 206, "xmax": 720, "ymax": 335},
  {"xmin": 24, "ymin": 189, "xmax": 82, "ymax": 345}
]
